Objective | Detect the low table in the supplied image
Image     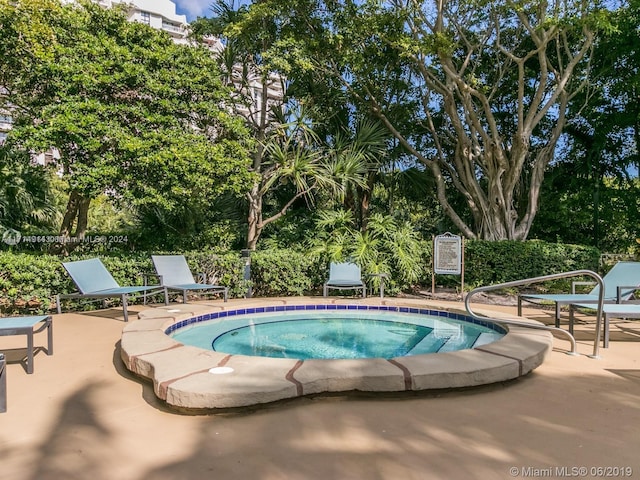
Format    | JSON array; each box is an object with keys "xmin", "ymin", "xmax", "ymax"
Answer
[{"xmin": 0, "ymin": 315, "xmax": 53, "ymax": 374}]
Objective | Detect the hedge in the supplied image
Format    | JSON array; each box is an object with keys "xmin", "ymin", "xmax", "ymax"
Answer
[
  {"xmin": 0, "ymin": 251, "xmax": 246, "ymax": 315},
  {"xmin": 0, "ymin": 240, "xmax": 603, "ymax": 315}
]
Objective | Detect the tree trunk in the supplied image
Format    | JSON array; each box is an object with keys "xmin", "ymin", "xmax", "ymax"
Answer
[
  {"xmin": 359, "ymin": 173, "xmax": 376, "ymax": 232},
  {"xmin": 49, "ymin": 190, "xmax": 90, "ymax": 255},
  {"xmin": 246, "ymin": 183, "xmax": 263, "ymax": 251}
]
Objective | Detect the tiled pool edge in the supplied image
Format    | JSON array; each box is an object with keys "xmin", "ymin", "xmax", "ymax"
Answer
[{"xmin": 120, "ymin": 297, "xmax": 553, "ymax": 411}]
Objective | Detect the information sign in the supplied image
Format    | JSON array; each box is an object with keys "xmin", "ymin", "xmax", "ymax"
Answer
[{"xmin": 433, "ymin": 233, "xmax": 462, "ymax": 275}]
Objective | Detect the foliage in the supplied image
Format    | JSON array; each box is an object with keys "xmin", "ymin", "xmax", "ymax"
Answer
[
  {"xmin": 0, "ymin": 252, "xmax": 65, "ymax": 314},
  {"xmin": 0, "ymin": 241, "xmax": 604, "ymax": 314},
  {"xmin": 250, "ymin": 249, "xmax": 323, "ymax": 296},
  {"xmin": 180, "ymin": 251, "xmax": 248, "ymax": 299},
  {"xmin": 462, "ymin": 240, "xmax": 601, "ymax": 289},
  {"xmin": 0, "ymin": 147, "xmax": 60, "ymax": 234},
  {"xmin": 306, "ymin": 209, "xmax": 427, "ymax": 293},
  {"xmin": 536, "ymin": 0, "xmax": 640, "ymax": 252},
  {"xmin": 193, "ymin": 3, "xmax": 394, "ymax": 250},
  {"xmin": 532, "ymin": 172, "xmax": 640, "ymax": 253},
  {"xmin": 245, "ymin": 0, "xmax": 606, "ymax": 240},
  {"xmin": 1, "ymin": 0, "xmax": 254, "ymax": 252}
]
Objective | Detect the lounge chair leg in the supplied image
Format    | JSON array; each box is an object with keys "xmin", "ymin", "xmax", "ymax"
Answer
[
  {"xmin": 183, "ymin": 291, "xmax": 188, "ymax": 304},
  {"xmin": 56, "ymin": 294, "xmax": 62, "ymax": 314},
  {"xmin": 122, "ymin": 295, "xmax": 129, "ymax": 322},
  {"xmin": 0, "ymin": 353, "xmax": 6, "ymax": 412},
  {"xmin": 26, "ymin": 331, "xmax": 34, "ymax": 374},
  {"xmin": 163, "ymin": 288, "xmax": 169, "ymax": 305},
  {"xmin": 568, "ymin": 307, "xmax": 574, "ymax": 334},
  {"xmin": 223, "ymin": 288, "xmax": 228, "ymax": 302},
  {"xmin": 47, "ymin": 317, "xmax": 53, "ymax": 355},
  {"xmin": 555, "ymin": 304, "xmax": 560, "ymax": 328}
]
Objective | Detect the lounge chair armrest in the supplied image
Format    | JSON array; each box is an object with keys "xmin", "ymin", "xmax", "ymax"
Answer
[
  {"xmin": 571, "ymin": 280, "xmax": 595, "ymax": 294},
  {"xmin": 196, "ymin": 272, "xmax": 207, "ymax": 283},
  {"xmin": 617, "ymin": 285, "xmax": 640, "ymax": 303},
  {"xmin": 141, "ymin": 272, "xmax": 163, "ymax": 286}
]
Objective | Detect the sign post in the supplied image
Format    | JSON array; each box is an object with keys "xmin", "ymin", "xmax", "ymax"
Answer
[{"xmin": 432, "ymin": 233, "xmax": 464, "ymax": 295}]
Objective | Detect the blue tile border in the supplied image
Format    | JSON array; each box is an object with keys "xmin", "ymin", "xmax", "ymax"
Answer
[{"xmin": 163, "ymin": 303, "xmax": 507, "ymax": 336}]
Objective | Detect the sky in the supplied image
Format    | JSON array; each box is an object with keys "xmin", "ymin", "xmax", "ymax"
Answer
[{"xmin": 174, "ymin": 0, "xmax": 250, "ymax": 22}]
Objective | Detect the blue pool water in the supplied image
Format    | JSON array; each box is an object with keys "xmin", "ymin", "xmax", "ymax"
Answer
[{"xmin": 170, "ymin": 309, "xmax": 504, "ymax": 360}]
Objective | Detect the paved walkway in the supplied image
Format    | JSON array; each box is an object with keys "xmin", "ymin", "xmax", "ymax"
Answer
[{"xmin": 1, "ymin": 299, "xmax": 639, "ymax": 480}]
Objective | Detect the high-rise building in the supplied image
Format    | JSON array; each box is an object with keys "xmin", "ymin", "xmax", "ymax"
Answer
[{"xmin": 92, "ymin": 0, "xmax": 189, "ymax": 43}]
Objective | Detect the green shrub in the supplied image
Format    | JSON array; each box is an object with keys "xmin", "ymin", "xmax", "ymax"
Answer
[
  {"xmin": 0, "ymin": 253, "xmax": 64, "ymax": 314},
  {"xmin": 0, "ymin": 240, "xmax": 603, "ymax": 315},
  {"xmin": 251, "ymin": 249, "xmax": 322, "ymax": 296}
]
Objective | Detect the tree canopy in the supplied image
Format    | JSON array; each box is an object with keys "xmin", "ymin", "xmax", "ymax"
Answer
[
  {"xmin": 1, "ymin": 0, "xmax": 254, "ymax": 251},
  {"xmin": 1, "ymin": 0, "xmax": 638, "ymax": 257}
]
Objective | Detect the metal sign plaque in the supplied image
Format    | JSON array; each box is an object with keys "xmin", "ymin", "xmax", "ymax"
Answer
[{"xmin": 434, "ymin": 233, "xmax": 462, "ymax": 275}]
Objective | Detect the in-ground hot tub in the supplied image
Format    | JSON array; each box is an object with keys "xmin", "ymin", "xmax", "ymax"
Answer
[{"xmin": 120, "ymin": 297, "xmax": 552, "ymax": 412}]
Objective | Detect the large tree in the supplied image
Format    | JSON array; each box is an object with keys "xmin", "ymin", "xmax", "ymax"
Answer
[
  {"xmin": 250, "ymin": 0, "xmax": 603, "ymax": 240},
  {"xmin": 1, "ymin": 0, "xmax": 253, "ymax": 252},
  {"xmin": 192, "ymin": 1, "xmax": 376, "ymax": 250}
]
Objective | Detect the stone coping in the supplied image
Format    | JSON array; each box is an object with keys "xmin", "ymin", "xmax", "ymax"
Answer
[{"xmin": 120, "ymin": 297, "xmax": 553, "ymax": 412}]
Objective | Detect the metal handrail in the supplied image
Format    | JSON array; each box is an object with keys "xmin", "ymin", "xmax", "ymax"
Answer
[
  {"xmin": 0, "ymin": 353, "xmax": 6, "ymax": 413},
  {"xmin": 464, "ymin": 270, "xmax": 605, "ymax": 358}
]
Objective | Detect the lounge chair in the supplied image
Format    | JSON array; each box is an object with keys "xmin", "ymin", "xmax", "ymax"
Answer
[
  {"xmin": 323, "ymin": 261, "xmax": 366, "ymax": 298},
  {"xmin": 151, "ymin": 255, "xmax": 228, "ymax": 303},
  {"xmin": 57, "ymin": 258, "xmax": 167, "ymax": 322},
  {"xmin": 0, "ymin": 315, "xmax": 52, "ymax": 374},
  {"xmin": 517, "ymin": 261, "xmax": 640, "ymax": 330}
]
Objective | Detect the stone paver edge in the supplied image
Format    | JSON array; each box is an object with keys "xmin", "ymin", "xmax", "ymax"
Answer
[{"xmin": 120, "ymin": 297, "xmax": 553, "ymax": 411}]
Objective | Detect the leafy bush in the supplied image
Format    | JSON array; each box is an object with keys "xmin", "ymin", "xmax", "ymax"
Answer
[
  {"xmin": 251, "ymin": 249, "xmax": 323, "ymax": 296},
  {"xmin": 0, "ymin": 253, "xmax": 64, "ymax": 314},
  {"xmin": 435, "ymin": 240, "xmax": 600, "ymax": 292},
  {"xmin": 0, "ymin": 240, "xmax": 603, "ymax": 314}
]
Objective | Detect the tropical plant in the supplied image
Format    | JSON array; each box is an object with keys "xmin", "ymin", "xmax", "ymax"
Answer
[
  {"xmin": 307, "ymin": 209, "xmax": 425, "ymax": 292},
  {"xmin": 0, "ymin": 147, "xmax": 60, "ymax": 236}
]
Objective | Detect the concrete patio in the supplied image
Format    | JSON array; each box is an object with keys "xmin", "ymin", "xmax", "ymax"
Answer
[{"xmin": 1, "ymin": 298, "xmax": 639, "ymax": 479}]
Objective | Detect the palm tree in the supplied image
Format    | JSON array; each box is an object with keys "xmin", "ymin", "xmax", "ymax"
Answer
[{"xmin": 0, "ymin": 148, "xmax": 60, "ymax": 237}]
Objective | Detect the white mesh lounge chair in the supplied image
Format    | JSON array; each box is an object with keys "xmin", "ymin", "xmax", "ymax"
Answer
[
  {"xmin": 57, "ymin": 258, "xmax": 167, "ymax": 322},
  {"xmin": 518, "ymin": 261, "xmax": 640, "ymax": 331},
  {"xmin": 323, "ymin": 262, "xmax": 366, "ymax": 298},
  {"xmin": 0, "ymin": 315, "xmax": 52, "ymax": 374},
  {"xmin": 151, "ymin": 255, "xmax": 228, "ymax": 303}
]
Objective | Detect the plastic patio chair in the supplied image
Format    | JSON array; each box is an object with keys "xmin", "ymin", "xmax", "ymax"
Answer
[
  {"xmin": 517, "ymin": 261, "xmax": 640, "ymax": 330},
  {"xmin": 323, "ymin": 262, "xmax": 366, "ymax": 298},
  {"xmin": 57, "ymin": 258, "xmax": 167, "ymax": 322},
  {"xmin": 151, "ymin": 255, "xmax": 228, "ymax": 303}
]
